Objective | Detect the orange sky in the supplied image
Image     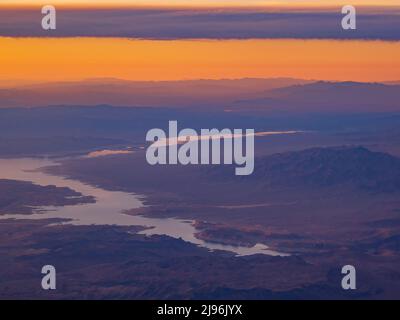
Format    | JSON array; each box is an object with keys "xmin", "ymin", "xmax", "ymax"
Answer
[
  {"xmin": 1, "ymin": 38, "xmax": 399, "ymax": 83},
  {"xmin": 1, "ymin": 0, "xmax": 399, "ymax": 8}
]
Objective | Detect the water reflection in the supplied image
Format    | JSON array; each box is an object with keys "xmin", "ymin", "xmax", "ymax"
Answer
[{"xmin": 0, "ymin": 158, "xmax": 288, "ymax": 257}]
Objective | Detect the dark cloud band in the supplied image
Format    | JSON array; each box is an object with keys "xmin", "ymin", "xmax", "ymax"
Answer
[{"xmin": 0, "ymin": 7, "xmax": 399, "ymax": 40}]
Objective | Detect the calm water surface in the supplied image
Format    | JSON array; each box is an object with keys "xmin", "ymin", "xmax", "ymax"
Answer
[{"xmin": 0, "ymin": 158, "xmax": 288, "ymax": 257}]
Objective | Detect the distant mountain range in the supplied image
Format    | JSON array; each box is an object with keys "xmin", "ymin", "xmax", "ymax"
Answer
[
  {"xmin": 1, "ymin": 78, "xmax": 399, "ymax": 113},
  {"xmin": 384, "ymin": 81, "xmax": 400, "ymax": 86},
  {"xmin": 214, "ymin": 146, "xmax": 400, "ymax": 193},
  {"xmin": 234, "ymin": 81, "xmax": 400, "ymax": 112},
  {"xmin": 0, "ymin": 78, "xmax": 310, "ymax": 109}
]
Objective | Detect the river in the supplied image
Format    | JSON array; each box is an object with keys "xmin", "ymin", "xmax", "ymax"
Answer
[{"xmin": 0, "ymin": 157, "xmax": 288, "ymax": 257}]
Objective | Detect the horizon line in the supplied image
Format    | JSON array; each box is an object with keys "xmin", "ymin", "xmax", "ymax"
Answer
[
  {"xmin": 1, "ymin": 77, "xmax": 399, "ymax": 86},
  {"xmin": 2, "ymin": 4, "xmax": 400, "ymax": 10}
]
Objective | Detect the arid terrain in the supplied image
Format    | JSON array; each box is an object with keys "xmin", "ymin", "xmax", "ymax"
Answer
[{"xmin": 1, "ymin": 79, "xmax": 400, "ymax": 299}]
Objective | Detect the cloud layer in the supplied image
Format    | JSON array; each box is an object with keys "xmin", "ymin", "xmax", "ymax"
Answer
[{"xmin": 0, "ymin": 7, "xmax": 399, "ymax": 40}]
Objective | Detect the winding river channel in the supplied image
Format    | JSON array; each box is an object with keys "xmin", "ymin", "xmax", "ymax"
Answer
[{"xmin": 0, "ymin": 157, "xmax": 287, "ymax": 257}]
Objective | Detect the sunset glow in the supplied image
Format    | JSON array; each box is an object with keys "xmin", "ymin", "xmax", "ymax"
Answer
[
  {"xmin": 1, "ymin": 38, "xmax": 399, "ymax": 83},
  {"xmin": 1, "ymin": 0, "xmax": 399, "ymax": 8}
]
